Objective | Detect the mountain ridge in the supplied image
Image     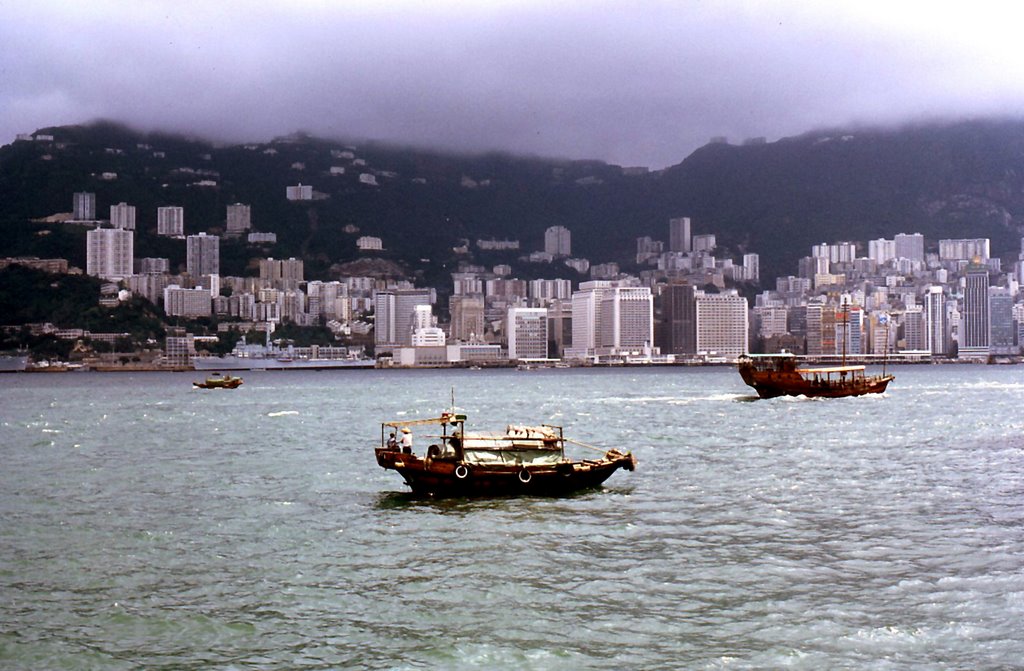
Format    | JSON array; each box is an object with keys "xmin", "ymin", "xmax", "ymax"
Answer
[{"xmin": 2, "ymin": 118, "xmax": 1023, "ymax": 283}]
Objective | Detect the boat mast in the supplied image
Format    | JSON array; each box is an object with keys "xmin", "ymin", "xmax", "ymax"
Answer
[{"xmin": 841, "ymin": 298, "xmax": 848, "ymax": 367}]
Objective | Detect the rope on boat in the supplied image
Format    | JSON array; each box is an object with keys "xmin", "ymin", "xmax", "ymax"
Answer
[{"xmin": 563, "ymin": 437, "xmax": 613, "ymax": 454}]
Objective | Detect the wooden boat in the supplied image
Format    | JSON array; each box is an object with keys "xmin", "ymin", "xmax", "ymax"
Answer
[
  {"xmin": 737, "ymin": 353, "xmax": 894, "ymax": 399},
  {"xmin": 193, "ymin": 373, "xmax": 243, "ymax": 389},
  {"xmin": 374, "ymin": 411, "xmax": 636, "ymax": 497}
]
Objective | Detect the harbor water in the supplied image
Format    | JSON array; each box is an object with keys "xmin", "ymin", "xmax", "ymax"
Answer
[{"xmin": 2, "ymin": 366, "xmax": 1023, "ymax": 669}]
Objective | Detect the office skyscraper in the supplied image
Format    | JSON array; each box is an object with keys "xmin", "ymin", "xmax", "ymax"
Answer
[
  {"xmin": 668, "ymin": 217, "xmax": 692, "ymax": 253},
  {"xmin": 374, "ymin": 288, "xmax": 432, "ymax": 351},
  {"xmin": 925, "ymin": 285, "xmax": 949, "ymax": 356},
  {"xmin": 959, "ymin": 264, "xmax": 990, "ymax": 359},
  {"xmin": 656, "ymin": 281, "xmax": 697, "ymax": 355}
]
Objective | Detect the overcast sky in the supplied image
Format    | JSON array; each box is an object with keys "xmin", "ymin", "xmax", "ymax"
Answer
[{"xmin": 2, "ymin": 1, "xmax": 1023, "ymax": 168}]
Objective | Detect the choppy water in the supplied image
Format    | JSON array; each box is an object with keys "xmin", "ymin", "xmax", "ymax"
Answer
[{"xmin": 2, "ymin": 366, "xmax": 1024, "ymax": 669}]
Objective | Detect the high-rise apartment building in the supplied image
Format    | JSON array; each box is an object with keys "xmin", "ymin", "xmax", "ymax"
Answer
[
  {"xmin": 544, "ymin": 226, "xmax": 571, "ymax": 257},
  {"xmin": 157, "ymin": 206, "xmax": 184, "ymax": 237},
  {"xmin": 110, "ymin": 202, "xmax": 136, "ymax": 230},
  {"xmin": 940, "ymin": 238, "xmax": 990, "ymax": 261},
  {"xmin": 668, "ymin": 217, "xmax": 691, "ymax": 253},
  {"xmin": 86, "ymin": 228, "xmax": 134, "ymax": 281},
  {"xmin": 73, "ymin": 192, "xmax": 96, "ymax": 220},
  {"xmin": 894, "ymin": 233, "xmax": 925, "ymax": 262},
  {"xmin": 374, "ymin": 288, "xmax": 432, "ymax": 351},
  {"xmin": 259, "ymin": 257, "xmax": 304, "ymax": 288},
  {"xmin": 507, "ymin": 307, "xmax": 549, "ymax": 360},
  {"xmin": 226, "ymin": 203, "xmax": 252, "ymax": 235},
  {"xmin": 959, "ymin": 264, "xmax": 990, "ymax": 359},
  {"xmin": 186, "ymin": 233, "xmax": 220, "ymax": 277}
]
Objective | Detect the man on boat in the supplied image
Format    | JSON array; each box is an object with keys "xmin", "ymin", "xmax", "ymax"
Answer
[
  {"xmin": 386, "ymin": 432, "xmax": 398, "ymax": 451},
  {"xmin": 401, "ymin": 427, "xmax": 413, "ymax": 454}
]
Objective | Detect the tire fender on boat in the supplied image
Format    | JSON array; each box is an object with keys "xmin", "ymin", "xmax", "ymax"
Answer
[
  {"xmin": 518, "ymin": 468, "xmax": 532, "ymax": 484},
  {"xmin": 454, "ymin": 464, "xmax": 470, "ymax": 480}
]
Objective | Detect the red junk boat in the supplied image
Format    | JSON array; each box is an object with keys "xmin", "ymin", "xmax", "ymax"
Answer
[{"xmin": 737, "ymin": 353, "xmax": 894, "ymax": 399}]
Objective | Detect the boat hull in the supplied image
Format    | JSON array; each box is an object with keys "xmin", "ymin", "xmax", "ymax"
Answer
[{"xmin": 375, "ymin": 448, "xmax": 635, "ymax": 497}]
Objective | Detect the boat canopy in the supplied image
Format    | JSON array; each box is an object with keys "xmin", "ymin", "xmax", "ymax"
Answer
[
  {"xmin": 795, "ymin": 365, "xmax": 866, "ymax": 374},
  {"xmin": 383, "ymin": 412, "xmax": 466, "ymax": 429}
]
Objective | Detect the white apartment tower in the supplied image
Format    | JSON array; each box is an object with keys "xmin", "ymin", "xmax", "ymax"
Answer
[
  {"xmin": 544, "ymin": 226, "xmax": 571, "ymax": 257},
  {"xmin": 186, "ymin": 233, "xmax": 220, "ymax": 277},
  {"xmin": 110, "ymin": 202, "xmax": 136, "ymax": 230},
  {"xmin": 568, "ymin": 281, "xmax": 653, "ymax": 358},
  {"xmin": 157, "ymin": 206, "xmax": 184, "ymax": 237},
  {"xmin": 86, "ymin": 228, "xmax": 134, "ymax": 281}
]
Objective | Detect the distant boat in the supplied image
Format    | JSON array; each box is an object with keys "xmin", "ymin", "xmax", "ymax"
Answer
[
  {"xmin": 737, "ymin": 353, "xmax": 894, "ymax": 399},
  {"xmin": 374, "ymin": 408, "xmax": 636, "ymax": 497},
  {"xmin": 193, "ymin": 336, "xmax": 374, "ymax": 371},
  {"xmin": 0, "ymin": 354, "xmax": 28, "ymax": 372},
  {"xmin": 193, "ymin": 373, "xmax": 243, "ymax": 389}
]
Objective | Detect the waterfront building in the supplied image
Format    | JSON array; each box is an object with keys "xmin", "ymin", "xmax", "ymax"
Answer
[
  {"xmin": 449, "ymin": 294, "xmax": 485, "ymax": 342},
  {"xmin": 959, "ymin": 264, "xmax": 990, "ymax": 360},
  {"xmin": 598, "ymin": 286, "xmax": 654, "ymax": 356},
  {"xmin": 925, "ymin": 285, "xmax": 950, "ymax": 356},
  {"xmin": 110, "ymin": 202, "xmax": 136, "ymax": 230},
  {"xmin": 902, "ymin": 306, "xmax": 926, "ymax": 351},
  {"xmin": 86, "ymin": 227, "xmax": 133, "ymax": 281},
  {"xmin": 546, "ymin": 299, "xmax": 573, "ymax": 359},
  {"xmin": 186, "ymin": 233, "xmax": 219, "ymax": 277},
  {"xmin": 544, "ymin": 226, "xmax": 571, "ymax": 257},
  {"xmin": 989, "ymin": 288, "xmax": 1016, "ymax": 354},
  {"xmin": 226, "ymin": 203, "xmax": 251, "ymax": 235},
  {"xmin": 668, "ymin": 217, "xmax": 691, "ymax": 253},
  {"xmin": 73, "ymin": 192, "xmax": 96, "ymax": 220},
  {"xmin": 374, "ymin": 288, "xmax": 433, "ymax": 352},
  {"xmin": 656, "ymin": 281, "xmax": 697, "ymax": 355},
  {"xmin": 157, "ymin": 206, "xmax": 184, "ymax": 237},
  {"xmin": 695, "ymin": 291, "xmax": 748, "ymax": 359},
  {"xmin": 507, "ymin": 307, "xmax": 549, "ymax": 360}
]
